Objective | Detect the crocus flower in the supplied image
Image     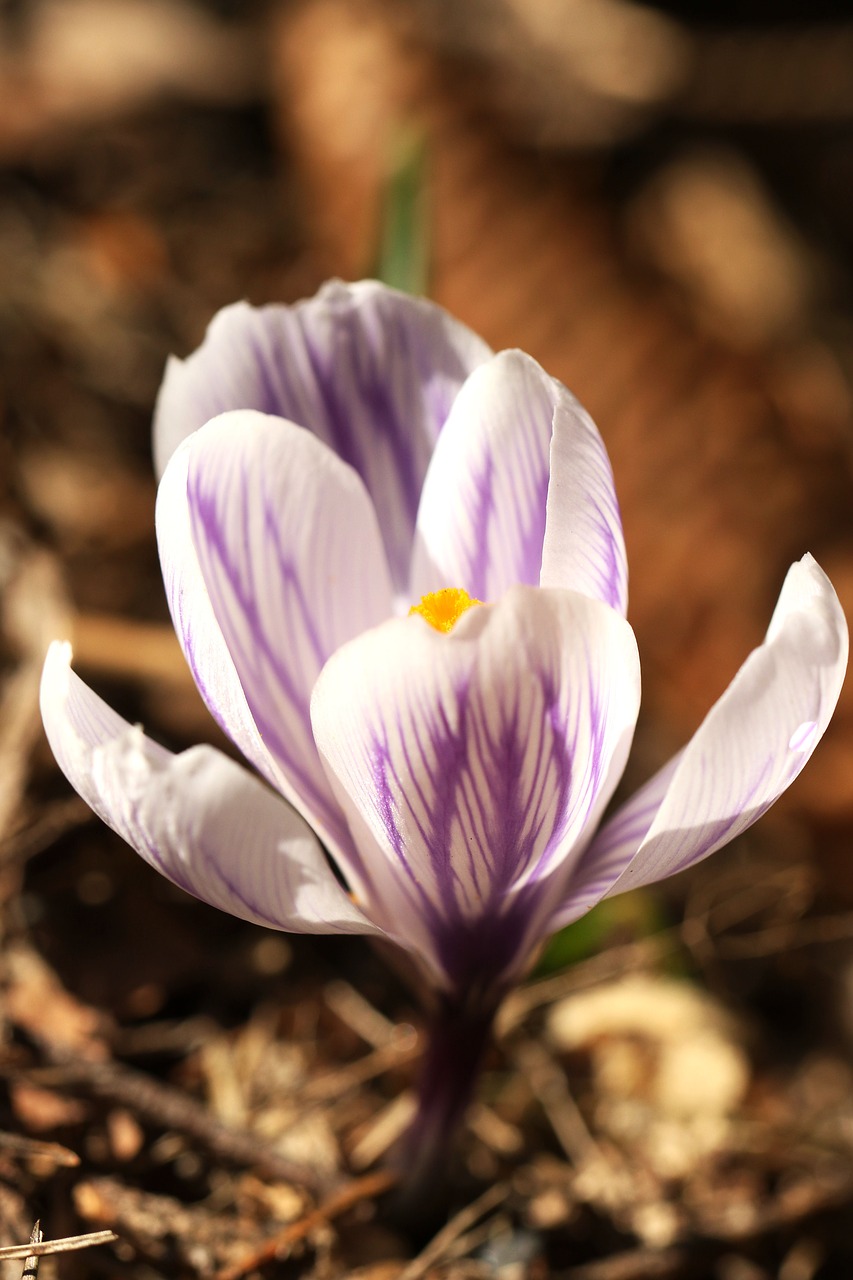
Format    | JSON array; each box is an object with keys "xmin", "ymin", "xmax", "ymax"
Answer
[{"xmin": 41, "ymin": 281, "xmax": 847, "ymax": 1190}]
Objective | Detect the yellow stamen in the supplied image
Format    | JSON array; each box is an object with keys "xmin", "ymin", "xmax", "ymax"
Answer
[{"xmin": 409, "ymin": 587, "xmax": 483, "ymax": 633}]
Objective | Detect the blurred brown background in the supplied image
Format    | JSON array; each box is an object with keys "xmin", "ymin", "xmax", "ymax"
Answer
[
  {"xmin": 2, "ymin": 0, "xmax": 853, "ymax": 1274},
  {"xmin": 5, "ymin": 0, "xmax": 852, "ymax": 862}
]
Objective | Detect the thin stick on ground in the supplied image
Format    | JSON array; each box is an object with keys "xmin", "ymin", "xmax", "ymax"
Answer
[
  {"xmin": 213, "ymin": 1169, "xmax": 399, "ymax": 1280},
  {"xmin": 21, "ymin": 1220, "xmax": 41, "ymax": 1280},
  {"xmin": 512, "ymin": 1037, "xmax": 602, "ymax": 1169},
  {"xmin": 0, "ymin": 1230, "xmax": 118, "ymax": 1262},
  {"xmin": 0, "ymin": 1131, "xmax": 79, "ymax": 1169},
  {"xmin": 399, "ymin": 1182, "xmax": 510, "ymax": 1280}
]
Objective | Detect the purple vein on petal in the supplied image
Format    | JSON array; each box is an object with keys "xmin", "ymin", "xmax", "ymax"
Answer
[
  {"xmin": 371, "ymin": 649, "xmax": 583, "ymax": 925},
  {"xmin": 298, "ymin": 319, "xmax": 423, "ymax": 519},
  {"xmin": 462, "ymin": 452, "xmax": 497, "ymax": 598},
  {"xmin": 188, "ymin": 475, "xmax": 329, "ymax": 817},
  {"xmin": 312, "ymin": 587, "xmax": 641, "ymax": 992},
  {"xmin": 573, "ymin": 429, "xmax": 624, "ymax": 611},
  {"xmin": 59, "ymin": 683, "xmax": 193, "ymax": 899},
  {"xmin": 247, "ymin": 288, "xmax": 490, "ymax": 590},
  {"xmin": 181, "ymin": 417, "xmax": 397, "ymax": 854},
  {"xmin": 412, "ymin": 351, "xmax": 611, "ymax": 605},
  {"xmin": 194, "ymin": 837, "xmax": 287, "ymax": 929},
  {"xmin": 540, "ymin": 391, "xmax": 628, "ymax": 614},
  {"xmin": 463, "ymin": 432, "xmax": 551, "ymax": 599},
  {"xmin": 155, "ymin": 285, "xmax": 492, "ymax": 590},
  {"xmin": 571, "ymin": 752, "xmax": 777, "ymax": 915}
]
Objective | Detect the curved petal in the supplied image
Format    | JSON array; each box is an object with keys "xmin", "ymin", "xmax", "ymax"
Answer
[
  {"xmin": 311, "ymin": 586, "xmax": 640, "ymax": 989},
  {"xmin": 556, "ymin": 554, "xmax": 848, "ymax": 924},
  {"xmin": 156, "ymin": 425, "xmax": 286, "ymax": 799},
  {"xmin": 156, "ymin": 411, "xmax": 394, "ymax": 855},
  {"xmin": 540, "ymin": 381, "xmax": 627, "ymax": 614},
  {"xmin": 40, "ymin": 643, "xmax": 379, "ymax": 937},
  {"xmin": 153, "ymin": 280, "xmax": 492, "ymax": 590},
  {"xmin": 410, "ymin": 351, "xmax": 627, "ymax": 613}
]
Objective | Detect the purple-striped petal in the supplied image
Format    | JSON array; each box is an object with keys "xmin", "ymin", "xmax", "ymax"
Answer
[
  {"xmin": 153, "ymin": 281, "xmax": 492, "ymax": 590},
  {"xmin": 410, "ymin": 350, "xmax": 627, "ymax": 613},
  {"xmin": 554, "ymin": 554, "xmax": 848, "ymax": 924},
  {"xmin": 156, "ymin": 420, "xmax": 289, "ymax": 802},
  {"xmin": 40, "ymin": 644, "xmax": 379, "ymax": 937},
  {"xmin": 311, "ymin": 586, "xmax": 640, "ymax": 989},
  {"xmin": 156, "ymin": 410, "xmax": 394, "ymax": 855}
]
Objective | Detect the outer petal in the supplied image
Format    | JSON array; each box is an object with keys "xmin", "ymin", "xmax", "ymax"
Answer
[
  {"xmin": 153, "ymin": 280, "xmax": 492, "ymax": 590},
  {"xmin": 410, "ymin": 350, "xmax": 627, "ymax": 613},
  {"xmin": 556, "ymin": 554, "xmax": 848, "ymax": 924},
  {"xmin": 40, "ymin": 644, "xmax": 379, "ymax": 937},
  {"xmin": 156, "ymin": 411, "xmax": 394, "ymax": 855},
  {"xmin": 311, "ymin": 586, "xmax": 640, "ymax": 988}
]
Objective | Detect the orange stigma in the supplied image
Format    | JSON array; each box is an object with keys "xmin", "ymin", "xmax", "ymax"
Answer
[{"xmin": 409, "ymin": 587, "xmax": 483, "ymax": 633}]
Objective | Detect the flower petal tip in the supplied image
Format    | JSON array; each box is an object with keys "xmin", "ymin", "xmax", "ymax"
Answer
[
  {"xmin": 771, "ymin": 553, "xmax": 848, "ymax": 667},
  {"xmin": 40, "ymin": 639, "xmax": 73, "ymax": 701}
]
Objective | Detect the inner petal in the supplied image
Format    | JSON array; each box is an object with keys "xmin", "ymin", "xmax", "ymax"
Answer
[
  {"xmin": 154, "ymin": 282, "xmax": 492, "ymax": 591},
  {"xmin": 410, "ymin": 349, "xmax": 628, "ymax": 615}
]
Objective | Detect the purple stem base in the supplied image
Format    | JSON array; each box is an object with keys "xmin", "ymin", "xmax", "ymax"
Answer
[{"xmin": 392, "ymin": 994, "xmax": 499, "ymax": 1218}]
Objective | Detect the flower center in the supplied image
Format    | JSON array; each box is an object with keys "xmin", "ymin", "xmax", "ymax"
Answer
[{"xmin": 409, "ymin": 587, "xmax": 483, "ymax": 633}]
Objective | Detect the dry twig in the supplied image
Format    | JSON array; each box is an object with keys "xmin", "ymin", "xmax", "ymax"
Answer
[
  {"xmin": 0, "ymin": 1130, "xmax": 79, "ymax": 1169},
  {"xmin": 512, "ymin": 1038, "xmax": 601, "ymax": 1170},
  {"xmin": 499, "ymin": 935, "xmax": 680, "ymax": 1029},
  {"xmin": 323, "ymin": 980, "xmax": 399, "ymax": 1048},
  {"xmin": 21, "ymin": 1220, "xmax": 41, "ymax": 1280},
  {"xmin": 0, "ymin": 798, "xmax": 92, "ymax": 870},
  {"xmin": 214, "ymin": 1168, "xmax": 398, "ymax": 1280},
  {"xmin": 304, "ymin": 1027, "xmax": 420, "ymax": 1101},
  {"xmin": 0, "ymin": 1229, "xmax": 118, "ymax": 1262},
  {"xmin": 399, "ymin": 1182, "xmax": 510, "ymax": 1280},
  {"xmin": 565, "ymin": 1245, "xmax": 692, "ymax": 1280}
]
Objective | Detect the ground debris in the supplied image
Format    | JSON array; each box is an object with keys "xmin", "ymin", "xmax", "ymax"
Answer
[
  {"xmin": 74, "ymin": 1176, "xmax": 274, "ymax": 1273},
  {"xmin": 214, "ymin": 1169, "xmax": 398, "ymax": 1280},
  {"xmin": 11, "ymin": 1035, "xmax": 332, "ymax": 1192}
]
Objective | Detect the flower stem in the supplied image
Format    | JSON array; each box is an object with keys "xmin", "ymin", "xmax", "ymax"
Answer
[{"xmin": 393, "ymin": 993, "xmax": 498, "ymax": 1216}]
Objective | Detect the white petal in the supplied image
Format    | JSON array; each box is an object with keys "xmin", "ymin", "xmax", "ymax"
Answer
[
  {"xmin": 153, "ymin": 281, "xmax": 492, "ymax": 591},
  {"xmin": 411, "ymin": 350, "xmax": 627, "ymax": 613},
  {"xmin": 558, "ymin": 554, "xmax": 848, "ymax": 922},
  {"xmin": 40, "ymin": 643, "xmax": 378, "ymax": 936},
  {"xmin": 540, "ymin": 377, "xmax": 627, "ymax": 614},
  {"xmin": 156, "ymin": 411, "xmax": 394, "ymax": 856},
  {"xmin": 311, "ymin": 586, "xmax": 640, "ymax": 989}
]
